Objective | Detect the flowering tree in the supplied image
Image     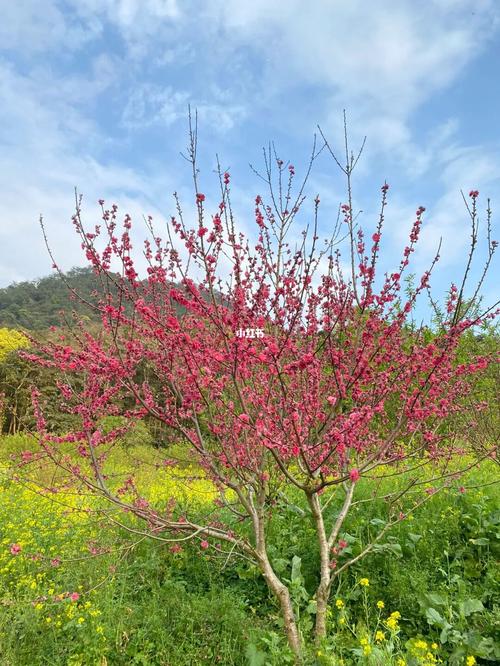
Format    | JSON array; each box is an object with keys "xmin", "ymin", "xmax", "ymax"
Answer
[{"xmin": 22, "ymin": 118, "xmax": 498, "ymax": 660}]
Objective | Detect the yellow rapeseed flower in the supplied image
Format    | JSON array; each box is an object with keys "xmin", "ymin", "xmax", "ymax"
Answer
[
  {"xmin": 386, "ymin": 616, "xmax": 399, "ymax": 630},
  {"xmin": 359, "ymin": 577, "xmax": 369, "ymax": 587},
  {"xmin": 466, "ymin": 657, "xmax": 476, "ymax": 666},
  {"xmin": 375, "ymin": 630, "xmax": 385, "ymax": 642},
  {"xmin": 363, "ymin": 645, "xmax": 372, "ymax": 656},
  {"xmin": 376, "ymin": 600, "xmax": 385, "ymax": 609},
  {"xmin": 335, "ymin": 599, "xmax": 344, "ymax": 609}
]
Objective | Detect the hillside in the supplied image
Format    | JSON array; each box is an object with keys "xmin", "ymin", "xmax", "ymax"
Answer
[{"xmin": 0, "ymin": 267, "xmax": 106, "ymax": 330}]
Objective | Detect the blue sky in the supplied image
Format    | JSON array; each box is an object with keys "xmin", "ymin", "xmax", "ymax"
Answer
[{"xmin": 0, "ymin": 0, "xmax": 499, "ymax": 308}]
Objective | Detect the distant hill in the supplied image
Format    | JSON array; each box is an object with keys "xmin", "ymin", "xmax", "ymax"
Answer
[
  {"xmin": 0, "ymin": 268, "xmax": 207, "ymax": 331},
  {"xmin": 0, "ymin": 267, "xmax": 107, "ymax": 330}
]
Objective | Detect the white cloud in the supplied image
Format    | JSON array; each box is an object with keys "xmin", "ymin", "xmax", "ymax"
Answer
[
  {"xmin": 1, "ymin": 0, "xmax": 499, "ymax": 298},
  {"xmin": 0, "ymin": 60, "xmax": 176, "ymax": 286},
  {"xmin": 121, "ymin": 83, "xmax": 247, "ymax": 131},
  {"xmin": 0, "ymin": 0, "xmax": 101, "ymax": 56}
]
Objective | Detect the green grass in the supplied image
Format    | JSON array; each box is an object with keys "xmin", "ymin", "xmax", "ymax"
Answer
[{"xmin": 0, "ymin": 434, "xmax": 498, "ymax": 665}]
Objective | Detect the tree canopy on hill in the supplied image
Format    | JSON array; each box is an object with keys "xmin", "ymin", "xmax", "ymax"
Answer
[
  {"xmin": 0, "ymin": 267, "xmax": 111, "ymax": 330},
  {"xmin": 0, "ymin": 267, "xmax": 206, "ymax": 331}
]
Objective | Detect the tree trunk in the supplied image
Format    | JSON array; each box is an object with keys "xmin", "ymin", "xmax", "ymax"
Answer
[
  {"xmin": 315, "ymin": 586, "xmax": 329, "ymax": 643},
  {"xmin": 307, "ymin": 493, "xmax": 331, "ymax": 644},
  {"xmin": 259, "ymin": 553, "xmax": 303, "ymax": 662}
]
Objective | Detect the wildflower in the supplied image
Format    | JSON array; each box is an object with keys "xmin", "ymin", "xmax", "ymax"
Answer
[
  {"xmin": 377, "ymin": 600, "xmax": 385, "ymax": 609},
  {"xmin": 335, "ymin": 599, "xmax": 344, "ymax": 609},
  {"xmin": 359, "ymin": 577, "xmax": 369, "ymax": 587},
  {"xmin": 431, "ymin": 643, "xmax": 438, "ymax": 650},
  {"xmin": 77, "ymin": 617, "xmax": 85, "ymax": 624},
  {"xmin": 396, "ymin": 660, "xmax": 406, "ymax": 666},
  {"xmin": 390, "ymin": 611, "xmax": 401, "ymax": 619},
  {"xmin": 466, "ymin": 657, "xmax": 476, "ymax": 666},
  {"xmin": 10, "ymin": 543, "xmax": 21, "ymax": 555},
  {"xmin": 69, "ymin": 592, "xmax": 80, "ymax": 602},
  {"xmin": 375, "ymin": 630, "xmax": 385, "ymax": 642},
  {"xmin": 338, "ymin": 539, "xmax": 348, "ymax": 550},
  {"xmin": 386, "ymin": 616, "xmax": 399, "ymax": 630},
  {"xmin": 200, "ymin": 540, "xmax": 209, "ymax": 549},
  {"xmin": 338, "ymin": 617, "xmax": 346, "ymax": 625},
  {"xmin": 360, "ymin": 638, "xmax": 369, "ymax": 646},
  {"xmin": 363, "ymin": 645, "xmax": 372, "ymax": 656}
]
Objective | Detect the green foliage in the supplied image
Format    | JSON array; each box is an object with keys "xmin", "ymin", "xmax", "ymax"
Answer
[
  {"xmin": 98, "ymin": 416, "xmax": 153, "ymax": 449},
  {"xmin": 2, "ymin": 439, "xmax": 497, "ymax": 665},
  {"xmin": 0, "ymin": 267, "xmax": 109, "ymax": 330}
]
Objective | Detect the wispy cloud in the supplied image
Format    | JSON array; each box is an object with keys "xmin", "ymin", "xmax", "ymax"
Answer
[{"xmin": 0, "ymin": 0, "xmax": 499, "ymax": 295}]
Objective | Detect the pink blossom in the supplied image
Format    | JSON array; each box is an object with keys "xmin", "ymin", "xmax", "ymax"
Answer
[
  {"xmin": 69, "ymin": 592, "xmax": 80, "ymax": 602},
  {"xmin": 200, "ymin": 540, "xmax": 209, "ymax": 550},
  {"xmin": 10, "ymin": 544, "xmax": 21, "ymax": 555},
  {"xmin": 349, "ymin": 469, "xmax": 361, "ymax": 483}
]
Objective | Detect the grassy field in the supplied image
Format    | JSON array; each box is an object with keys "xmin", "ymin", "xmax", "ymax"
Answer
[{"xmin": 0, "ymin": 434, "xmax": 498, "ymax": 665}]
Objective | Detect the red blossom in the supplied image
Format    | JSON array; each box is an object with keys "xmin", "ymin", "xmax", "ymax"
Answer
[{"xmin": 23, "ymin": 143, "xmax": 497, "ymax": 658}]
